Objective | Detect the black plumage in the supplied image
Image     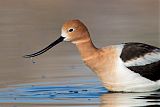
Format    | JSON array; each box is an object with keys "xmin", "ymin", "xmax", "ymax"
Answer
[
  {"xmin": 128, "ymin": 60, "xmax": 160, "ymax": 81},
  {"xmin": 120, "ymin": 42, "xmax": 160, "ymax": 62},
  {"xmin": 120, "ymin": 42, "xmax": 160, "ymax": 81}
]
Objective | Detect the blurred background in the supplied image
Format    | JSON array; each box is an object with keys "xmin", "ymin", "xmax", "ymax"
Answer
[{"xmin": 0, "ymin": 0, "xmax": 159, "ymax": 88}]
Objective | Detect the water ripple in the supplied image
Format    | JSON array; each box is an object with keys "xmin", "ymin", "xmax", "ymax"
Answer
[{"xmin": 0, "ymin": 83, "xmax": 107, "ymax": 104}]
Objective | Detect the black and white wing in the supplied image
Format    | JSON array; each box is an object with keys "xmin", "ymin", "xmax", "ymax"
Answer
[{"xmin": 120, "ymin": 42, "xmax": 160, "ymax": 81}]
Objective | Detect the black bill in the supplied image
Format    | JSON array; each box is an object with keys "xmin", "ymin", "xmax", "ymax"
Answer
[{"xmin": 23, "ymin": 36, "xmax": 65, "ymax": 58}]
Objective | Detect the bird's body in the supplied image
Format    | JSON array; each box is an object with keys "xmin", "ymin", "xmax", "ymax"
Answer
[
  {"xmin": 24, "ymin": 20, "xmax": 160, "ymax": 92},
  {"xmin": 80, "ymin": 43, "xmax": 160, "ymax": 92}
]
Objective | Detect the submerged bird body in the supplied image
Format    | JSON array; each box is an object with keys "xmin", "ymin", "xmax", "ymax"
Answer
[{"xmin": 24, "ymin": 20, "xmax": 160, "ymax": 92}]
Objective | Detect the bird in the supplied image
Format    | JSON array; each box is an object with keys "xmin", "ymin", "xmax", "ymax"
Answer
[{"xmin": 24, "ymin": 19, "xmax": 160, "ymax": 92}]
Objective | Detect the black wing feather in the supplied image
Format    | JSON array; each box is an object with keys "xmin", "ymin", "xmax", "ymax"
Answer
[
  {"xmin": 128, "ymin": 61, "xmax": 160, "ymax": 81},
  {"xmin": 120, "ymin": 42, "xmax": 160, "ymax": 62},
  {"xmin": 120, "ymin": 42, "xmax": 160, "ymax": 81}
]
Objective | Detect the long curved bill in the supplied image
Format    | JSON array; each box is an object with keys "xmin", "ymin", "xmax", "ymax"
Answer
[{"xmin": 23, "ymin": 36, "xmax": 65, "ymax": 58}]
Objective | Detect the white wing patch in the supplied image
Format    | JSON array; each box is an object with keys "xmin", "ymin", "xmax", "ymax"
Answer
[{"xmin": 124, "ymin": 52, "xmax": 160, "ymax": 67}]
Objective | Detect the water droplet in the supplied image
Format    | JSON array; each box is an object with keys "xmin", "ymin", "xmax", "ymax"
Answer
[
  {"xmin": 69, "ymin": 90, "xmax": 73, "ymax": 93},
  {"xmin": 41, "ymin": 75, "xmax": 46, "ymax": 79},
  {"xmin": 30, "ymin": 57, "xmax": 36, "ymax": 64},
  {"xmin": 82, "ymin": 89, "xmax": 88, "ymax": 92},
  {"xmin": 74, "ymin": 91, "xmax": 78, "ymax": 93},
  {"xmin": 31, "ymin": 85, "xmax": 35, "ymax": 87}
]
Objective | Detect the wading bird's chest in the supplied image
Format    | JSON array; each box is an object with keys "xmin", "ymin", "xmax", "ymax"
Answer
[
  {"xmin": 84, "ymin": 48, "xmax": 120, "ymax": 84},
  {"xmin": 83, "ymin": 47, "xmax": 133, "ymax": 91}
]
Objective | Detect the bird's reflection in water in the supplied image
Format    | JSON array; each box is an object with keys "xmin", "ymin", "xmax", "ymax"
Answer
[{"xmin": 100, "ymin": 91, "xmax": 160, "ymax": 107}]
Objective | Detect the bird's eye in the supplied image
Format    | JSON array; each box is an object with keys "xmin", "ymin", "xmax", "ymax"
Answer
[{"xmin": 68, "ymin": 28, "xmax": 74, "ymax": 32}]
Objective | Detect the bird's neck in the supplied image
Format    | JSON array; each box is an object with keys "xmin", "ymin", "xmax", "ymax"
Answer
[{"xmin": 75, "ymin": 38, "xmax": 98, "ymax": 61}]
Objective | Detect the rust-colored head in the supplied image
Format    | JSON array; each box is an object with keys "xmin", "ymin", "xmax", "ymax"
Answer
[
  {"xmin": 24, "ymin": 19, "xmax": 91, "ymax": 58},
  {"xmin": 61, "ymin": 20, "xmax": 90, "ymax": 44}
]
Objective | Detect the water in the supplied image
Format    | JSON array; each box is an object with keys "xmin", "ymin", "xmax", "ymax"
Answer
[
  {"xmin": 0, "ymin": 82, "xmax": 159, "ymax": 107},
  {"xmin": 0, "ymin": 0, "xmax": 159, "ymax": 106}
]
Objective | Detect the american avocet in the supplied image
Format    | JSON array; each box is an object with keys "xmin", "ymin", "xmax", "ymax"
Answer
[{"xmin": 24, "ymin": 20, "xmax": 160, "ymax": 92}]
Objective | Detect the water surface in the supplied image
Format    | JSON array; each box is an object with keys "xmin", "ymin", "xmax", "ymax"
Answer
[{"xmin": 0, "ymin": 81, "xmax": 159, "ymax": 107}]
